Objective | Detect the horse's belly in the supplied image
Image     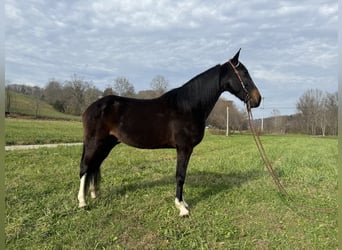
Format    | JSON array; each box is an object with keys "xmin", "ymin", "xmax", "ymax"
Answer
[{"xmin": 115, "ymin": 119, "xmax": 175, "ymax": 149}]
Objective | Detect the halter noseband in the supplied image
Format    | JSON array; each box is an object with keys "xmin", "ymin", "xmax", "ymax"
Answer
[{"xmin": 228, "ymin": 60, "xmax": 250, "ymax": 104}]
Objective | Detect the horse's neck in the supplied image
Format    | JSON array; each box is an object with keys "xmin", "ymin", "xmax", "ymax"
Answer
[
  {"xmin": 161, "ymin": 65, "xmax": 222, "ymax": 119},
  {"xmin": 199, "ymin": 87, "xmax": 223, "ymax": 119},
  {"xmin": 182, "ymin": 68, "xmax": 223, "ymax": 119}
]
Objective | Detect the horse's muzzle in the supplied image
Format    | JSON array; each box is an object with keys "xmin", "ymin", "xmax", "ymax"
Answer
[{"xmin": 249, "ymin": 89, "xmax": 261, "ymax": 108}]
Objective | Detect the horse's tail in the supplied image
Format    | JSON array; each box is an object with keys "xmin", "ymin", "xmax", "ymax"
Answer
[
  {"xmin": 79, "ymin": 144, "xmax": 101, "ymax": 195},
  {"xmin": 80, "ymin": 144, "xmax": 86, "ymax": 178}
]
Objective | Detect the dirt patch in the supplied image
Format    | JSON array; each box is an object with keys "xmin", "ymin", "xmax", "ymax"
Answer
[{"xmin": 5, "ymin": 143, "xmax": 82, "ymax": 151}]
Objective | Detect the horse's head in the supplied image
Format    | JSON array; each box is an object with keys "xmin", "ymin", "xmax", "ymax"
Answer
[{"xmin": 220, "ymin": 49, "xmax": 261, "ymax": 108}]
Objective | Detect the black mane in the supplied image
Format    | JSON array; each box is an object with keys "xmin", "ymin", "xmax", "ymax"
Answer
[{"xmin": 161, "ymin": 65, "xmax": 222, "ymax": 117}]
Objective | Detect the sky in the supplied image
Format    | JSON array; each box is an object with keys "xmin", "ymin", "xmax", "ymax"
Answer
[{"xmin": 5, "ymin": 0, "xmax": 338, "ymax": 118}]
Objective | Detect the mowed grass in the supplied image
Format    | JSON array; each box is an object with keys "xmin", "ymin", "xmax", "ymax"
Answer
[
  {"xmin": 5, "ymin": 134, "xmax": 337, "ymax": 249},
  {"xmin": 5, "ymin": 118, "xmax": 83, "ymax": 145}
]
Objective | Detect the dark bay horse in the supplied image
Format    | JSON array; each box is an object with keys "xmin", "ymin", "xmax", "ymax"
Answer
[{"xmin": 78, "ymin": 50, "xmax": 261, "ymax": 216}]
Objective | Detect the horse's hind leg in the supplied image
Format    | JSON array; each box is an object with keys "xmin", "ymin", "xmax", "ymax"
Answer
[
  {"xmin": 78, "ymin": 135, "xmax": 119, "ymax": 208},
  {"xmin": 78, "ymin": 172, "xmax": 87, "ymax": 208}
]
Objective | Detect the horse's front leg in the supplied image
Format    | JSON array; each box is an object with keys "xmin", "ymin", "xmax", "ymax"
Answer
[{"xmin": 175, "ymin": 147, "xmax": 193, "ymax": 217}]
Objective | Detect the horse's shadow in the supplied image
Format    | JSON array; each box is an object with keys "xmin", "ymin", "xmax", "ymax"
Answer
[
  {"xmin": 186, "ymin": 169, "xmax": 263, "ymax": 206},
  {"xmin": 106, "ymin": 169, "xmax": 264, "ymax": 208}
]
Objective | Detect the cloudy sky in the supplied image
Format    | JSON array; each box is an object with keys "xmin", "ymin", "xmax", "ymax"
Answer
[{"xmin": 5, "ymin": 0, "xmax": 337, "ymax": 118}]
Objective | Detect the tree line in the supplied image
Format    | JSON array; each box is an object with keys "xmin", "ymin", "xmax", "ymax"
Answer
[
  {"xmin": 5, "ymin": 75, "xmax": 246, "ymax": 132},
  {"xmin": 6, "ymin": 74, "xmax": 169, "ymax": 116},
  {"xmin": 261, "ymin": 89, "xmax": 337, "ymax": 136},
  {"xmin": 296, "ymin": 89, "xmax": 337, "ymax": 135},
  {"xmin": 5, "ymin": 75, "xmax": 337, "ymax": 136}
]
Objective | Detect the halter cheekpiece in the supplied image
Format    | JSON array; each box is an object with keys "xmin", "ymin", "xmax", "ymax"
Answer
[{"xmin": 228, "ymin": 60, "xmax": 250, "ymax": 104}]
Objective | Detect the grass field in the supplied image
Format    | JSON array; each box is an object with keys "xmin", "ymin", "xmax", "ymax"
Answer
[
  {"xmin": 5, "ymin": 118, "xmax": 83, "ymax": 145},
  {"xmin": 5, "ymin": 132, "xmax": 337, "ymax": 249}
]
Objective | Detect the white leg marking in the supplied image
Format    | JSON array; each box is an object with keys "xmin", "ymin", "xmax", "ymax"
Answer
[
  {"xmin": 175, "ymin": 198, "xmax": 189, "ymax": 217},
  {"xmin": 78, "ymin": 174, "xmax": 87, "ymax": 208},
  {"xmin": 89, "ymin": 179, "xmax": 97, "ymax": 199},
  {"xmin": 90, "ymin": 190, "xmax": 96, "ymax": 199}
]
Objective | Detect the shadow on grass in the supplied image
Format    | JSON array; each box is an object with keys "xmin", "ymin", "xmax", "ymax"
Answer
[
  {"xmin": 105, "ymin": 169, "xmax": 264, "ymax": 208},
  {"xmin": 186, "ymin": 169, "xmax": 264, "ymax": 206}
]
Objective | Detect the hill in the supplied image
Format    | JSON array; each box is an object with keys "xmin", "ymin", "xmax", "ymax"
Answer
[{"xmin": 5, "ymin": 91, "xmax": 81, "ymax": 121}]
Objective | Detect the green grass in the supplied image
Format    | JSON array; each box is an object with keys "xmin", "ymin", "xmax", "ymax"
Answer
[
  {"xmin": 5, "ymin": 118, "xmax": 83, "ymax": 145},
  {"xmin": 5, "ymin": 134, "xmax": 337, "ymax": 249},
  {"xmin": 6, "ymin": 91, "xmax": 80, "ymax": 120}
]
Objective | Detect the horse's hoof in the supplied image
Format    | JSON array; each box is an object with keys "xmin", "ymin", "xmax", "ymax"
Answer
[
  {"xmin": 179, "ymin": 209, "xmax": 190, "ymax": 217},
  {"xmin": 78, "ymin": 201, "xmax": 87, "ymax": 208},
  {"xmin": 175, "ymin": 198, "xmax": 190, "ymax": 217}
]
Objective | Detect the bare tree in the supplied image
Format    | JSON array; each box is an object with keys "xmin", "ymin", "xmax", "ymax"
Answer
[
  {"xmin": 63, "ymin": 74, "xmax": 89, "ymax": 115},
  {"xmin": 296, "ymin": 89, "xmax": 324, "ymax": 135},
  {"xmin": 84, "ymin": 86, "xmax": 102, "ymax": 109},
  {"xmin": 150, "ymin": 75, "xmax": 169, "ymax": 97},
  {"xmin": 114, "ymin": 77, "xmax": 135, "ymax": 97},
  {"xmin": 296, "ymin": 88, "xmax": 337, "ymax": 136},
  {"xmin": 5, "ymin": 81, "xmax": 13, "ymax": 114},
  {"xmin": 270, "ymin": 109, "xmax": 287, "ymax": 134},
  {"xmin": 103, "ymin": 87, "xmax": 115, "ymax": 96},
  {"xmin": 136, "ymin": 90, "xmax": 157, "ymax": 99},
  {"xmin": 230, "ymin": 105, "xmax": 248, "ymax": 131},
  {"xmin": 207, "ymin": 99, "xmax": 231, "ymax": 129},
  {"xmin": 207, "ymin": 98, "xmax": 246, "ymax": 132},
  {"xmin": 324, "ymin": 92, "xmax": 338, "ymax": 135},
  {"xmin": 31, "ymin": 86, "xmax": 44, "ymax": 118}
]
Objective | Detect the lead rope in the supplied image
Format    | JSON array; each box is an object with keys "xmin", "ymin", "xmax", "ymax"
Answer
[
  {"xmin": 246, "ymin": 105, "xmax": 336, "ymax": 213},
  {"xmin": 247, "ymin": 107, "xmax": 290, "ymax": 197}
]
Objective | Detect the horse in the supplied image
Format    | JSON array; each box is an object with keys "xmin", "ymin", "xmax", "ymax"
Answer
[{"xmin": 77, "ymin": 49, "xmax": 261, "ymax": 216}]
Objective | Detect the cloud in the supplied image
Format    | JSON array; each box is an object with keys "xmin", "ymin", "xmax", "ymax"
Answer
[
  {"xmin": 5, "ymin": 0, "xmax": 337, "ymax": 118},
  {"xmin": 319, "ymin": 3, "xmax": 338, "ymax": 16}
]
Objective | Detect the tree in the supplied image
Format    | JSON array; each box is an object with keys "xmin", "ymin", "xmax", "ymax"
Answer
[
  {"xmin": 207, "ymin": 98, "xmax": 246, "ymax": 132},
  {"xmin": 84, "ymin": 86, "xmax": 102, "ymax": 109},
  {"xmin": 5, "ymin": 81, "xmax": 13, "ymax": 114},
  {"xmin": 150, "ymin": 75, "xmax": 169, "ymax": 97},
  {"xmin": 44, "ymin": 79, "xmax": 63, "ymax": 103},
  {"xmin": 296, "ymin": 89, "xmax": 337, "ymax": 136},
  {"xmin": 32, "ymin": 86, "xmax": 43, "ymax": 118},
  {"xmin": 324, "ymin": 92, "xmax": 338, "ymax": 135},
  {"xmin": 270, "ymin": 109, "xmax": 286, "ymax": 134},
  {"xmin": 63, "ymin": 74, "xmax": 89, "ymax": 115},
  {"xmin": 44, "ymin": 79, "xmax": 65, "ymax": 112},
  {"xmin": 296, "ymin": 89, "xmax": 324, "ymax": 135},
  {"xmin": 113, "ymin": 77, "xmax": 135, "ymax": 97},
  {"xmin": 229, "ymin": 104, "xmax": 248, "ymax": 131},
  {"xmin": 103, "ymin": 87, "xmax": 115, "ymax": 96},
  {"xmin": 136, "ymin": 90, "xmax": 158, "ymax": 99}
]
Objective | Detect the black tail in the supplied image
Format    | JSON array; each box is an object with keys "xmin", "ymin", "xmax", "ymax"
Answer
[
  {"xmin": 79, "ymin": 144, "xmax": 101, "ymax": 194},
  {"xmin": 79, "ymin": 136, "xmax": 120, "ymax": 194},
  {"xmin": 80, "ymin": 144, "xmax": 86, "ymax": 178}
]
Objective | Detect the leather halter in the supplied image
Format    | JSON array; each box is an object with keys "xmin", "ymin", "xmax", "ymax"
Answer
[{"xmin": 228, "ymin": 60, "xmax": 250, "ymax": 104}]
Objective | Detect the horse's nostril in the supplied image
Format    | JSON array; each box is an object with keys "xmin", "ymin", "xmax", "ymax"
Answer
[{"xmin": 250, "ymin": 89, "xmax": 261, "ymax": 108}]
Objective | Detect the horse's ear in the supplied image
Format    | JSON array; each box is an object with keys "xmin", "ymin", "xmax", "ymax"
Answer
[{"xmin": 231, "ymin": 48, "xmax": 241, "ymax": 64}]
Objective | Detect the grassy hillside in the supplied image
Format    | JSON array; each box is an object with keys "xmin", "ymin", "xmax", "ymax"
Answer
[{"xmin": 6, "ymin": 91, "xmax": 80, "ymax": 120}]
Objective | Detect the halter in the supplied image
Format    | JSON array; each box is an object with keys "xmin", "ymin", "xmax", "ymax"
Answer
[{"xmin": 228, "ymin": 60, "xmax": 250, "ymax": 105}]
